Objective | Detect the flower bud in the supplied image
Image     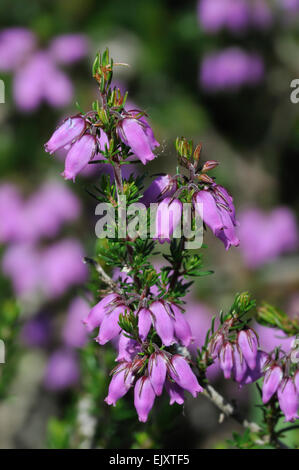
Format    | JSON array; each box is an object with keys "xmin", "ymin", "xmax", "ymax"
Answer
[
  {"xmin": 193, "ymin": 143, "xmax": 202, "ymax": 162},
  {"xmin": 197, "ymin": 174, "xmax": 215, "ymax": 184},
  {"xmin": 201, "ymin": 160, "xmax": 219, "ymax": 172}
]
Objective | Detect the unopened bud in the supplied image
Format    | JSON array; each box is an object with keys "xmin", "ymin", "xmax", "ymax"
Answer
[
  {"xmin": 175, "ymin": 137, "xmax": 193, "ymax": 160},
  {"xmin": 235, "ymin": 292, "xmax": 251, "ymax": 311},
  {"xmin": 197, "ymin": 174, "xmax": 214, "ymax": 184},
  {"xmin": 193, "ymin": 144, "xmax": 202, "ymax": 162},
  {"xmin": 202, "ymin": 160, "xmax": 219, "ymax": 172}
]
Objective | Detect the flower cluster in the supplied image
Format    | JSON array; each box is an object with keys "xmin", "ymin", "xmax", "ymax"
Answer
[
  {"xmin": 44, "ymin": 50, "xmax": 299, "ymax": 433},
  {"xmin": 262, "ymin": 354, "xmax": 299, "ymax": 422},
  {"xmin": 150, "ymin": 142, "xmax": 240, "ymax": 250},
  {"xmin": 83, "ymin": 293, "xmax": 201, "ymax": 422},
  {"xmin": 105, "ymin": 353, "xmax": 202, "ymax": 422},
  {"xmin": 209, "ymin": 318, "xmax": 268, "ymax": 385},
  {"xmin": 45, "ymin": 108, "xmax": 159, "ymax": 182}
]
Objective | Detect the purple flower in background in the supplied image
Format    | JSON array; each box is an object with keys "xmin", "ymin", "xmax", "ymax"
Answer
[
  {"xmin": 44, "ymin": 348, "xmax": 80, "ymax": 391},
  {"xmin": 41, "ymin": 239, "xmax": 88, "ymax": 298},
  {"xmin": 21, "ymin": 313, "xmax": 51, "ymax": 348},
  {"xmin": 254, "ymin": 323, "xmax": 295, "ymax": 353},
  {"xmin": 117, "ymin": 113, "xmax": 159, "ymax": 164},
  {"xmin": 2, "ymin": 243, "xmax": 41, "ymax": 296},
  {"xmin": 198, "ymin": 0, "xmax": 250, "ymax": 33},
  {"xmin": 3, "ymin": 239, "xmax": 87, "ymax": 299},
  {"xmin": 24, "ymin": 180, "xmax": 81, "ymax": 241},
  {"xmin": 0, "ymin": 183, "xmax": 23, "ymax": 243},
  {"xmin": 277, "ymin": 378, "xmax": 299, "ymax": 422},
  {"xmin": 252, "ymin": 0, "xmax": 273, "ymax": 28},
  {"xmin": 14, "ymin": 52, "xmax": 73, "ymax": 111},
  {"xmin": 0, "ymin": 180, "xmax": 81, "ymax": 244},
  {"xmin": 134, "ymin": 376, "xmax": 156, "ymax": 423},
  {"xmin": 280, "ymin": 0, "xmax": 299, "ymax": 13},
  {"xmin": 62, "ymin": 297, "xmax": 90, "ymax": 349},
  {"xmin": 197, "ymin": 0, "xmax": 272, "ymax": 33},
  {"xmin": 49, "ymin": 34, "xmax": 88, "ymax": 65},
  {"xmin": 194, "ymin": 185, "xmax": 239, "ymax": 250},
  {"xmin": 154, "ymin": 197, "xmax": 183, "ymax": 244},
  {"xmin": 184, "ymin": 301, "xmax": 220, "ymax": 381},
  {"xmin": 0, "ymin": 28, "xmax": 88, "ymax": 111},
  {"xmin": 238, "ymin": 207, "xmax": 298, "ymax": 269},
  {"xmin": 200, "ymin": 48, "xmax": 264, "ymax": 92},
  {"xmin": 35, "ymin": 180, "xmax": 81, "ymax": 225},
  {"xmin": 0, "ymin": 28, "xmax": 35, "ymax": 71}
]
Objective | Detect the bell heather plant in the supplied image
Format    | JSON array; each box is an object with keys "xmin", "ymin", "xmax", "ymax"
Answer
[{"xmin": 45, "ymin": 49, "xmax": 299, "ymax": 449}]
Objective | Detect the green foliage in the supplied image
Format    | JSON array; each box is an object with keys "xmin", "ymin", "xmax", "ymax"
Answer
[
  {"xmin": 0, "ymin": 298, "xmax": 20, "ymax": 399},
  {"xmin": 257, "ymin": 302, "xmax": 299, "ymax": 337}
]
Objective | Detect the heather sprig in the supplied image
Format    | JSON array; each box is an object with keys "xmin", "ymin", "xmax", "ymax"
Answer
[{"xmin": 44, "ymin": 48, "xmax": 298, "ymax": 445}]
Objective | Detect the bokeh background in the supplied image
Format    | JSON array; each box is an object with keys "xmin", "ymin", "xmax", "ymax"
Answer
[{"xmin": 0, "ymin": 0, "xmax": 299, "ymax": 449}]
